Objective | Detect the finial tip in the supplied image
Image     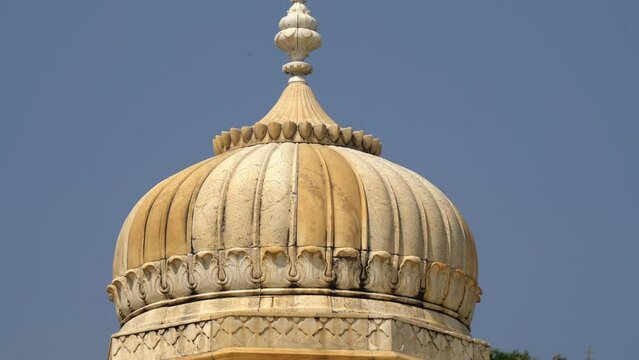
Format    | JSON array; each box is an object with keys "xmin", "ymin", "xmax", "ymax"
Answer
[{"xmin": 275, "ymin": 0, "xmax": 321, "ymax": 78}]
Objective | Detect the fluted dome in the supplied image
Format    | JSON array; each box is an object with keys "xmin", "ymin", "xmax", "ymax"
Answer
[
  {"xmin": 107, "ymin": 4, "xmax": 484, "ymax": 355},
  {"xmin": 110, "ymin": 136, "xmax": 481, "ymax": 326},
  {"xmin": 108, "ymin": 80, "xmax": 483, "ymax": 340}
]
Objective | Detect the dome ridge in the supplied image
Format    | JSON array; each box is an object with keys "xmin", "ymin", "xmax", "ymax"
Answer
[{"xmin": 258, "ymin": 81, "xmax": 336, "ymax": 126}]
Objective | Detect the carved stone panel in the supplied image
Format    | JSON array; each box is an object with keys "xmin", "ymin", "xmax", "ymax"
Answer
[{"xmin": 110, "ymin": 315, "xmax": 489, "ymax": 360}]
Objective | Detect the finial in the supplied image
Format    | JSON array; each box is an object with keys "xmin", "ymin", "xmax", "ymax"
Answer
[{"xmin": 275, "ymin": 0, "xmax": 322, "ymax": 83}]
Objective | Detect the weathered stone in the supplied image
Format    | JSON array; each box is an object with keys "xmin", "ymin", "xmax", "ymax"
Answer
[{"xmin": 107, "ymin": 1, "xmax": 490, "ymax": 359}]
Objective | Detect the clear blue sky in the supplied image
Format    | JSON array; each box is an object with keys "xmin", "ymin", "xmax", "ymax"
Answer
[{"xmin": 1, "ymin": 1, "xmax": 637, "ymax": 359}]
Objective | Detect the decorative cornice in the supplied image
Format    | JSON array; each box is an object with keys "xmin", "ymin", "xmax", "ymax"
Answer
[
  {"xmin": 212, "ymin": 80, "xmax": 381, "ymax": 156},
  {"xmin": 213, "ymin": 123, "xmax": 381, "ymax": 156},
  {"xmin": 108, "ymin": 247, "xmax": 481, "ymax": 327}
]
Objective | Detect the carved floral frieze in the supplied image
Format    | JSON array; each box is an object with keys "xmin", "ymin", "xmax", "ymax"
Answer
[{"xmin": 108, "ymin": 246, "xmax": 481, "ymax": 326}]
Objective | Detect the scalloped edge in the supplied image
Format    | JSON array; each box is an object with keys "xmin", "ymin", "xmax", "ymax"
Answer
[{"xmin": 213, "ymin": 122, "xmax": 382, "ymax": 156}]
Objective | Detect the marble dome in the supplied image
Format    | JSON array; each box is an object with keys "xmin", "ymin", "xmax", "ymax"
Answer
[
  {"xmin": 108, "ymin": 2, "xmax": 488, "ymax": 359},
  {"xmin": 108, "ymin": 79, "xmax": 481, "ymax": 331}
]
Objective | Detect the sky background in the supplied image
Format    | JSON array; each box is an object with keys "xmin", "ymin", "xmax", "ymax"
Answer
[{"xmin": 1, "ymin": 1, "xmax": 637, "ymax": 359}]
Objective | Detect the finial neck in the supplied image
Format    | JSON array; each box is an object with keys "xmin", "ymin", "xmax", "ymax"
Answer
[
  {"xmin": 288, "ymin": 75, "xmax": 307, "ymax": 84},
  {"xmin": 275, "ymin": 0, "xmax": 321, "ymax": 79}
]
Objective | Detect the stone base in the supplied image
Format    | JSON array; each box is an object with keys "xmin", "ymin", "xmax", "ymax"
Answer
[
  {"xmin": 109, "ymin": 295, "xmax": 489, "ymax": 360},
  {"xmin": 177, "ymin": 348, "xmax": 457, "ymax": 359}
]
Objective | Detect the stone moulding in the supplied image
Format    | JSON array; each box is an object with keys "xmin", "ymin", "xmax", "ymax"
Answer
[
  {"xmin": 109, "ymin": 313, "xmax": 490, "ymax": 360},
  {"xmin": 107, "ymin": 246, "xmax": 481, "ymax": 327},
  {"xmin": 212, "ymin": 123, "xmax": 382, "ymax": 156}
]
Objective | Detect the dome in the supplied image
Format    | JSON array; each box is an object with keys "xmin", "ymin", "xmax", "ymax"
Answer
[
  {"xmin": 108, "ymin": 81, "xmax": 481, "ymax": 331},
  {"xmin": 107, "ymin": 2, "xmax": 488, "ymax": 358}
]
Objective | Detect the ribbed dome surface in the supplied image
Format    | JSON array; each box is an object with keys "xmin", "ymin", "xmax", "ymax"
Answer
[
  {"xmin": 257, "ymin": 81, "xmax": 337, "ymax": 126},
  {"xmin": 109, "ymin": 142, "xmax": 481, "ymax": 327}
]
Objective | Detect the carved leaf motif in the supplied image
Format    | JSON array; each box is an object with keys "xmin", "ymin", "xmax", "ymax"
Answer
[
  {"xmin": 275, "ymin": 28, "xmax": 321, "ymax": 62},
  {"xmin": 333, "ymin": 256, "xmax": 361, "ymax": 290},
  {"xmin": 365, "ymin": 253, "xmax": 397, "ymax": 294},
  {"xmin": 395, "ymin": 257, "xmax": 422, "ymax": 298},
  {"xmin": 140, "ymin": 263, "xmax": 166, "ymax": 306},
  {"xmin": 296, "ymin": 247, "xmax": 331, "ymax": 288},
  {"xmin": 125, "ymin": 271, "xmax": 146, "ymax": 310},
  {"xmin": 298, "ymin": 121, "xmax": 312, "ymax": 139},
  {"xmin": 328, "ymin": 125, "xmax": 341, "ymax": 142},
  {"xmin": 223, "ymin": 250, "xmax": 258, "ymax": 290},
  {"xmin": 108, "ymin": 280, "xmax": 131, "ymax": 318},
  {"xmin": 458, "ymin": 279, "xmax": 479, "ymax": 319},
  {"xmin": 267, "ymin": 122, "xmax": 282, "ymax": 140},
  {"xmin": 341, "ymin": 127, "xmax": 353, "ymax": 144},
  {"xmin": 213, "ymin": 136, "xmax": 223, "ymax": 155},
  {"xmin": 254, "ymin": 123, "xmax": 267, "ymax": 140},
  {"xmin": 167, "ymin": 256, "xmax": 191, "ymax": 299},
  {"xmin": 282, "ymin": 121, "xmax": 297, "ymax": 139},
  {"xmin": 424, "ymin": 262, "xmax": 450, "ymax": 305},
  {"xmin": 371, "ymin": 138, "xmax": 382, "ymax": 156},
  {"xmin": 374, "ymin": 140, "xmax": 383, "ymax": 156},
  {"xmin": 352, "ymin": 131, "xmax": 364, "ymax": 147},
  {"xmin": 229, "ymin": 128, "xmax": 241, "ymax": 146},
  {"xmin": 241, "ymin": 126, "xmax": 253, "ymax": 143},
  {"xmin": 221, "ymin": 132, "xmax": 231, "ymax": 148},
  {"xmin": 443, "ymin": 269, "xmax": 466, "ymax": 311},
  {"xmin": 279, "ymin": 7, "xmax": 317, "ymax": 31},
  {"xmin": 193, "ymin": 251, "xmax": 222, "ymax": 293},
  {"xmin": 362, "ymin": 134, "xmax": 373, "ymax": 150},
  {"xmin": 261, "ymin": 248, "xmax": 292, "ymax": 288},
  {"xmin": 313, "ymin": 124, "xmax": 327, "ymax": 140}
]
